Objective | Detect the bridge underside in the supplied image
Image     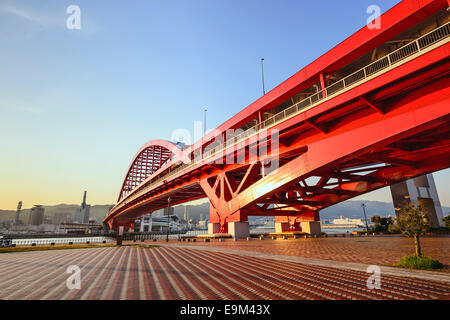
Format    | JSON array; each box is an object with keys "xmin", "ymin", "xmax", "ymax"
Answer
[{"xmin": 108, "ymin": 60, "xmax": 450, "ymax": 234}]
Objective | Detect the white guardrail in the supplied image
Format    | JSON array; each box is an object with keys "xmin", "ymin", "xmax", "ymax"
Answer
[{"xmin": 8, "ymin": 236, "xmax": 114, "ymax": 246}]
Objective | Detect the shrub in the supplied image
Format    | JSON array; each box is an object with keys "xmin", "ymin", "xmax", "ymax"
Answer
[
  {"xmin": 395, "ymin": 254, "xmax": 443, "ymax": 270},
  {"xmin": 388, "ymin": 223, "xmax": 401, "ymax": 234},
  {"xmin": 442, "ymin": 215, "xmax": 450, "ymax": 229},
  {"xmin": 371, "ymin": 215, "xmax": 394, "ymax": 232}
]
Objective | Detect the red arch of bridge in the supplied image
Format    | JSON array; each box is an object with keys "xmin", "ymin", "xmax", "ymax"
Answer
[{"xmin": 117, "ymin": 139, "xmax": 184, "ymax": 202}]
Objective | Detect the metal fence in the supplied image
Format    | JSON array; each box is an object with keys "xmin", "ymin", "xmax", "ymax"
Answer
[
  {"xmin": 8, "ymin": 236, "xmax": 113, "ymax": 246},
  {"xmin": 119, "ymin": 230, "xmax": 208, "ymax": 241}
]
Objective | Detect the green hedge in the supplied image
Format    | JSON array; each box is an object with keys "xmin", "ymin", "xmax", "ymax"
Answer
[{"xmin": 395, "ymin": 254, "xmax": 443, "ymax": 270}]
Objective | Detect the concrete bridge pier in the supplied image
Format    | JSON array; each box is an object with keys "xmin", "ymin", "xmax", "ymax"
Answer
[
  {"xmin": 301, "ymin": 221, "xmax": 322, "ymax": 236},
  {"xmin": 228, "ymin": 221, "xmax": 250, "ymax": 240},
  {"xmin": 275, "ymin": 221, "xmax": 322, "ymax": 236},
  {"xmin": 274, "ymin": 210, "xmax": 322, "ymax": 236},
  {"xmin": 208, "ymin": 221, "xmax": 250, "ymax": 239},
  {"xmin": 390, "ymin": 173, "xmax": 445, "ymax": 228},
  {"xmin": 208, "ymin": 223, "xmax": 220, "ymax": 234}
]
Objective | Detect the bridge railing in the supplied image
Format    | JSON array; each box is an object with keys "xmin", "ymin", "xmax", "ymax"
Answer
[
  {"xmin": 113, "ymin": 22, "xmax": 449, "ymax": 212},
  {"xmin": 255, "ymin": 22, "xmax": 450, "ymax": 135}
]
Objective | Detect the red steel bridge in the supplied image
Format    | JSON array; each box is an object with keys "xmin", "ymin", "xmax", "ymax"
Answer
[{"xmin": 105, "ymin": 0, "xmax": 450, "ymax": 237}]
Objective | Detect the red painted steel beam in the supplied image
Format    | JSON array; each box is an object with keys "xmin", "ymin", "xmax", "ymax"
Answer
[
  {"xmin": 277, "ymin": 43, "xmax": 450, "ymax": 136},
  {"xmin": 107, "ymin": 73, "xmax": 449, "ymax": 226},
  {"xmin": 359, "ymin": 96, "xmax": 384, "ymax": 114},
  {"xmin": 229, "ymin": 82, "xmax": 450, "ymax": 214},
  {"xmin": 112, "ymin": 44, "xmax": 449, "ymax": 216},
  {"xmin": 105, "ymin": 1, "xmax": 450, "ymax": 229}
]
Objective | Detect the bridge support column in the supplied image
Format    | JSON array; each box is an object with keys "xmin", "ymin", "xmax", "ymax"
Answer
[
  {"xmin": 228, "ymin": 221, "xmax": 250, "ymax": 240},
  {"xmin": 301, "ymin": 221, "xmax": 322, "ymax": 237},
  {"xmin": 208, "ymin": 223, "xmax": 220, "ymax": 234},
  {"xmin": 275, "ymin": 222, "xmax": 289, "ymax": 233},
  {"xmin": 275, "ymin": 210, "xmax": 320, "ymax": 234}
]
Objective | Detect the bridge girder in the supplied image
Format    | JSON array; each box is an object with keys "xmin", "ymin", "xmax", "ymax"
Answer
[{"xmin": 104, "ymin": 1, "xmax": 450, "ymax": 231}]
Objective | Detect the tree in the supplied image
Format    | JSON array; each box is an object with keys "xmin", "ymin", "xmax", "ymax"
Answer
[
  {"xmin": 371, "ymin": 215, "xmax": 381, "ymax": 226},
  {"xmin": 442, "ymin": 215, "xmax": 450, "ymax": 229},
  {"xmin": 381, "ymin": 217, "xmax": 394, "ymax": 230},
  {"xmin": 371, "ymin": 215, "xmax": 393, "ymax": 232},
  {"xmin": 395, "ymin": 203, "xmax": 431, "ymax": 256}
]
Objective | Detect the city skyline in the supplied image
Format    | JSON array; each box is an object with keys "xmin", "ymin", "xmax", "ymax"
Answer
[{"xmin": 1, "ymin": 0, "xmax": 449, "ymax": 210}]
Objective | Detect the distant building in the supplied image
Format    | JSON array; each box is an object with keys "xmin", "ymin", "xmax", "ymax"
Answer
[
  {"xmin": 43, "ymin": 216, "xmax": 53, "ymax": 224},
  {"xmin": 164, "ymin": 206, "xmax": 174, "ymax": 217},
  {"xmin": 74, "ymin": 191, "xmax": 91, "ymax": 223},
  {"xmin": 14, "ymin": 201, "xmax": 23, "ymax": 224},
  {"xmin": 197, "ymin": 220, "xmax": 207, "ymax": 230},
  {"xmin": 52, "ymin": 212, "xmax": 72, "ymax": 225},
  {"xmin": 59, "ymin": 221, "xmax": 102, "ymax": 234},
  {"xmin": 28, "ymin": 205, "xmax": 45, "ymax": 226},
  {"xmin": 136, "ymin": 213, "xmax": 152, "ymax": 232},
  {"xmin": 134, "ymin": 212, "xmax": 182, "ymax": 232},
  {"xmin": 183, "ymin": 206, "xmax": 189, "ymax": 221}
]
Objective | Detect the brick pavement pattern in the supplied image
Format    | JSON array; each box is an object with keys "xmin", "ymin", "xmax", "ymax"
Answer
[
  {"xmin": 0, "ymin": 246, "xmax": 448, "ymax": 300},
  {"xmin": 163, "ymin": 236, "xmax": 450, "ymax": 270}
]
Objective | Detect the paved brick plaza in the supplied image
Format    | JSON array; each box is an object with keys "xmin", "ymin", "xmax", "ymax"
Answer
[
  {"xmin": 0, "ymin": 243, "xmax": 449, "ymax": 300},
  {"xmin": 163, "ymin": 235, "xmax": 450, "ymax": 270}
]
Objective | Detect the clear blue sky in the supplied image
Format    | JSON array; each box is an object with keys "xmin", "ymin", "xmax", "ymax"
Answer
[{"xmin": 0, "ymin": 0, "xmax": 448, "ymax": 209}]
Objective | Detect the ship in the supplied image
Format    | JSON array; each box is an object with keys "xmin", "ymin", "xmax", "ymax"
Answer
[{"xmin": 321, "ymin": 216, "xmax": 367, "ymax": 228}]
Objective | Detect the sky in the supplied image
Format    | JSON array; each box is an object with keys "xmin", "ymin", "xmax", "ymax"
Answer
[{"xmin": 0, "ymin": 0, "xmax": 448, "ymax": 210}]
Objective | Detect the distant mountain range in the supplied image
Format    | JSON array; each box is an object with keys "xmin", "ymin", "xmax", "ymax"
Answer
[{"xmin": 1, "ymin": 201, "xmax": 448, "ymax": 224}]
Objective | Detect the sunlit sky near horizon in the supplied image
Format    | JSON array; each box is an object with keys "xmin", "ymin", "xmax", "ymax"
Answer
[{"xmin": 0, "ymin": 0, "xmax": 449, "ymax": 210}]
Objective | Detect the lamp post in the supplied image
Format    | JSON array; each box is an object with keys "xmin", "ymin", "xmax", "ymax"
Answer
[
  {"xmin": 261, "ymin": 58, "xmax": 266, "ymax": 96},
  {"xmin": 204, "ymin": 108, "xmax": 207, "ymax": 136},
  {"xmin": 361, "ymin": 202, "xmax": 369, "ymax": 231},
  {"xmin": 166, "ymin": 197, "xmax": 171, "ymax": 242}
]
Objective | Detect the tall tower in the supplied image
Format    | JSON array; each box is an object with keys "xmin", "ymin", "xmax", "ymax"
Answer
[
  {"xmin": 14, "ymin": 201, "xmax": 22, "ymax": 224},
  {"xmin": 390, "ymin": 173, "xmax": 444, "ymax": 228},
  {"xmin": 184, "ymin": 206, "xmax": 189, "ymax": 221},
  {"xmin": 81, "ymin": 191, "xmax": 87, "ymax": 208},
  {"xmin": 28, "ymin": 205, "xmax": 45, "ymax": 226},
  {"xmin": 75, "ymin": 191, "xmax": 91, "ymax": 223}
]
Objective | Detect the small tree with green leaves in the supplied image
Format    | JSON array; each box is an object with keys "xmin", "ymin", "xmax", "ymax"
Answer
[
  {"xmin": 371, "ymin": 215, "xmax": 381, "ymax": 225},
  {"xmin": 396, "ymin": 203, "xmax": 430, "ymax": 256},
  {"xmin": 443, "ymin": 215, "xmax": 450, "ymax": 229},
  {"xmin": 371, "ymin": 215, "xmax": 394, "ymax": 232}
]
